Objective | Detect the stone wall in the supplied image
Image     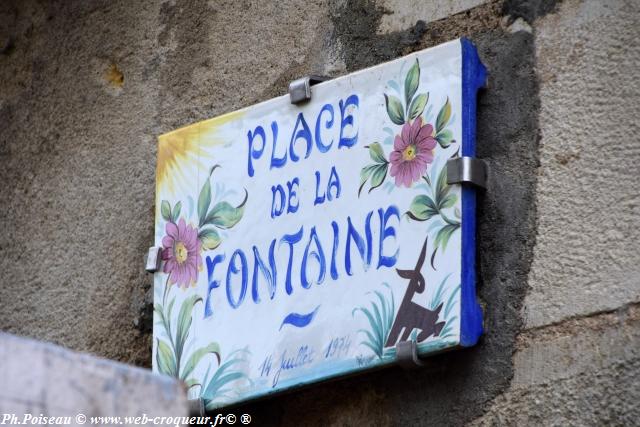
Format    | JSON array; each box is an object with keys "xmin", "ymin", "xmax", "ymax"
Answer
[
  {"xmin": 0, "ymin": 0, "xmax": 638, "ymax": 425},
  {"xmin": 0, "ymin": 333, "xmax": 189, "ymax": 425}
]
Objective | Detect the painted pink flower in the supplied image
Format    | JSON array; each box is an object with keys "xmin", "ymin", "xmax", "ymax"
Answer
[
  {"xmin": 389, "ymin": 117, "xmax": 437, "ymax": 187},
  {"xmin": 162, "ymin": 218, "xmax": 202, "ymax": 289}
]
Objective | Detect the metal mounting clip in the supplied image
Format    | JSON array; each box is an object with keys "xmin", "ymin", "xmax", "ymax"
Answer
[
  {"xmin": 289, "ymin": 75, "xmax": 330, "ymax": 104},
  {"xmin": 395, "ymin": 339, "xmax": 425, "ymax": 369},
  {"xmin": 446, "ymin": 156, "xmax": 487, "ymax": 189},
  {"xmin": 145, "ymin": 246, "xmax": 162, "ymax": 273}
]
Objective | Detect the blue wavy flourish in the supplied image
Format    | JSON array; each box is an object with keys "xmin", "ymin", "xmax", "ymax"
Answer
[{"xmin": 279, "ymin": 306, "xmax": 321, "ymax": 331}]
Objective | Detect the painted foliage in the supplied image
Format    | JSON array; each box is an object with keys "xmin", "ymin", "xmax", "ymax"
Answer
[{"xmin": 153, "ymin": 39, "xmax": 484, "ymax": 409}]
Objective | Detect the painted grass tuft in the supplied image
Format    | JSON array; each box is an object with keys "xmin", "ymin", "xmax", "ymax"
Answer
[{"xmin": 352, "ymin": 283, "xmax": 395, "ymax": 358}]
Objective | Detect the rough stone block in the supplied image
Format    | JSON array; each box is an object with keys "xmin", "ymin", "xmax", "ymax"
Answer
[
  {"xmin": 473, "ymin": 304, "xmax": 640, "ymax": 425},
  {"xmin": 377, "ymin": 0, "xmax": 489, "ymax": 33},
  {"xmin": 525, "ymin": 0, "xmax": 640, "ymax": 328},
  {"xmin": 0, "ymin": 333, "xmax": 189, "ymax": 425}
]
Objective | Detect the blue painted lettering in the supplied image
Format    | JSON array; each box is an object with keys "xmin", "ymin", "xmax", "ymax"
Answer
[
  {"xmin": 286, "ymin": 178, "xmax": 300, "ymax": 214},
  {"xmin": 247, "ymin": 126, "xmax": 266, "ymax": 178},
  {"xmin": 327, "ymin": 166, "xmax": 341, "ymax": 201},
  {"xmin": 345, "ymin": 211, "xmax": 373, "ymax": 275},
  {"xmin": 338, "ymin": 94, "xmax": 359, "ymax": 148},
  {"xmin": 280, "ymin": 226, "xmax": 304, "ymax": 295},
  {"xmin": 271, "ymin": 184, "xmax": 286, "ymax": 218},
  {"xmin": 270, "ymin": 121, "xmax": 286, "ymax": 169},
  {"xmin": 377, "ymin": 206, "xmax": 400, "ymax": 268},
  {"xmin": 226, "ymin": 249, "xmax": 248, "ymax": 309},
  {"xmin": 289, "ymin": 112, "xmax": 313, "ymax": 162},
  {"xmin": 301, "ymin": 227, "xmax": 326, "ymax": 288},
  {"xmin": 315, "ymin": 104, "xmax": 334, "ymax": 153},
  {"xmin": 204, "ymin": 254, "xmax": 225, "ymax": 318},
  {"xmin": 252, "ymin": 240, "xmax": 277, "ymax": 303}
]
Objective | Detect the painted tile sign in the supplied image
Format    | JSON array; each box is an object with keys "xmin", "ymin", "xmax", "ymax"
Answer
[{"xmin": 153, "ymin": 38, "xmax": 486, "ymax": 409}]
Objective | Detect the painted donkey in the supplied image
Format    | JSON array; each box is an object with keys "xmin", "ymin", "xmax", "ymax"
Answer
[{"xmin": 385, "ymin": 237, "xmax": 445, "ymax": 347}]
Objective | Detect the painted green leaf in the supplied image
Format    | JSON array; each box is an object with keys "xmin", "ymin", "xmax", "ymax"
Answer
[
  {"xmin": 203, "ymin": 372, "xmax": 246, "ymax": 405},
  {"xmin": 368, "ymin": 142, "xmax": 387, "ymax": 164},
  {"xmin": 429, "ymin": 273, "xmax": 451, "ymax": 310},
  {"xmin": 167, "ymin": 297, "xmax": 176, "ymax": 318},
  {"xmin": 404, "ymin": 59, "xmax": 420, "ymax": 108},
  {"xmin": 171, "ymin": 201, "xmax": 182, "ymax": 222},
  {"xmin": 175, "ymin": 295, "xmax": 203, "ymax": 366},
  {"xmin": 444, "ymin": 285, "xmax": 460, "ymax": 318},
  {"xmin": 198, "ymin": 179, "xmax": 211, "ymax": 227},
  {"xmin": 158, "ymin": 297, "xmax": 176, "ymax": 346},
  {"xmin": 199, "ymin": 228, "xmax": 221, "ymax": 250},
  {"xmin": 202, "ymin": 352, "xmax": 250, "ymax": 400},
  {"xmin": 204, "ymin": 190, "xmax": 247, "ymax": 229},
  {"xmin": 406, "ymin": 194, "xmax": 438, "ymax": 221},
  {"xmin": 438, "ymin": 194, "xmax": 457, "ymax": 210},
  {"xmin": 359, "ymin": 164, "xmax": 378, "ymax": 196},
  {"xmin": 154, "ymin": 304, "xmax": 166, "ymax": 327},
  {"xmin": 354, "ymin": 308, "xmax": 381, "ymax": 350},
  {"xmin": 369, "ymin": 163, "xmax": 388, "ymax": 193},
  {"xmin": 439, "ymin": 321, "xmax": 457, "ymax": 338},
  {"xmin": 161, "ymin": 201, "xmax": 172, "ymax": 222},
  {"xmin": 384, "ymin": 94, "xmax": 405, "ymax": 125},
  {"xmin": 181, "ymin": 342, "xmax": 221, "ymax": 380},
  {"xmin": 374, "ymin": 291, "xmax": 387, "ymax": 332},
  {"xmin": 370, "ymin": 302, "xmax": 383, "ymax": 340},
  {"xmin": 407, "ymin": 93, "xmax": 428, "ymax": 121},
  {"xmin": 156, "ymin": 339, "xmax": 177, "ymax": 377},
  {"xmin": 435, "ymin": 223, "xmax": 460, "ymax": 253},
  {"xmin": 361, "ymin": 329, "xmax": 381, "ymax": 354},
  {"xmin": 154, "ymin": 303, "xmax": 164, "ymax": 318},
  {"xmin": 435, "ymin": 165, "xmax": 449, "ymax": 205},
  {"xmin": 436, "ymin": 97, "xmax": 452, "ymax": 133},
  {"xmin": 436, "ymin": 129, "xmax": 454, "ymax": 148},
  {"xmin": 352, "ymin": 284, "xmax": 395, "ymax": 357},
  {"xmin": 184, "ymin": 378, "xmax": 200, "ymax": 390}
]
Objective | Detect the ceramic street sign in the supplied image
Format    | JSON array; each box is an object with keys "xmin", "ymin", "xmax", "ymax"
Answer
[{"xmin": 152, "ymin": 38, "xmax": 486, "ymax": 409}]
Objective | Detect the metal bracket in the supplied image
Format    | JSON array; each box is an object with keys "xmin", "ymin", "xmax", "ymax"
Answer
[
  {"xmin": 144, "ymin": 246, "xmax": 162, "ymax": 273},
  {"xmin": 446, "ymin": 156, "xmax": 487, "ymax": 189},
  {"xmin": 396, "ymin": 339, "xmax": 425, "ymax": 369},
  {"xmin": 289, "ymin": 75, "xmax": 330, "ymax": 104}
]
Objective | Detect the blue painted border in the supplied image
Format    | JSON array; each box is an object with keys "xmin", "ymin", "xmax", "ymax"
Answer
[{"xmin": 460, "ymin": 38, "xmax": 486, "ymax": 347}]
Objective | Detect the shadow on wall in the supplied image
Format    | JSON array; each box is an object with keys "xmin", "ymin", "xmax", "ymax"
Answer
[{"xmin": 236, "ymin": 3, "xmax": 540, "ymax": 426}]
